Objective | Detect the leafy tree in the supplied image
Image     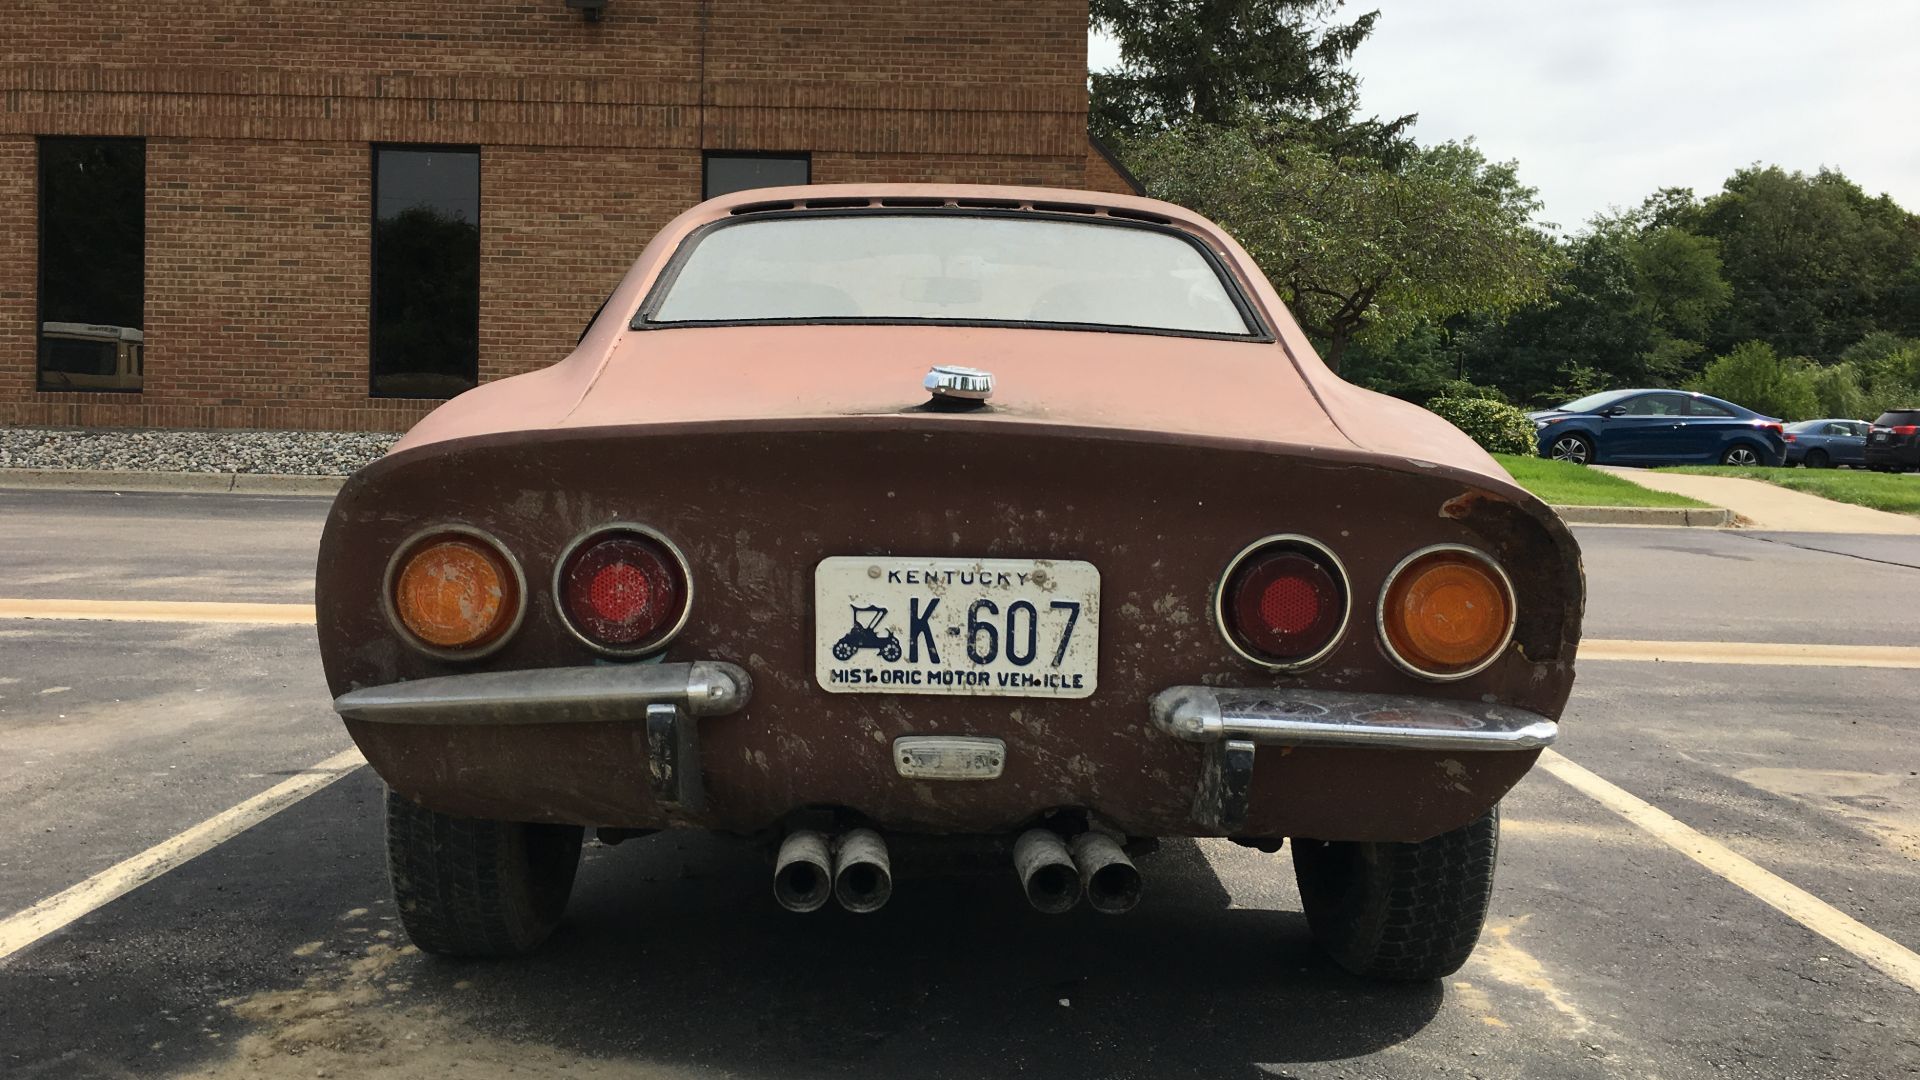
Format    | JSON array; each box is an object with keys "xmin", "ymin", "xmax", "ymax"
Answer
[
  {"xmin": 1123, "ymin": 123, "xmax": 1555, "ymax": 371},
  {"xmin": 1690, "ymin": 341, "xmax": 1819, "ymax": 420},
  {"xmin": 1807, "ymin": 363, "xmax": 1871, "ymax": 420},
  {"xmin": 1090, "ymin": 0, "xmax": 1412, "ymax": 157},
  {"xmin": 1693, "ymin": 167, "xmax": 1920, "ymax": 360},
  {"xmin": 1434, "ymin": 212, "xmax": 1730, "ymax": 404}
]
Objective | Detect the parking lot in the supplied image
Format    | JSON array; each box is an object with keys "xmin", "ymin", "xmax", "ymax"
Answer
[{"xmin": 2, "ymin": 488, "xmax": 1917, "ymax": 1079}]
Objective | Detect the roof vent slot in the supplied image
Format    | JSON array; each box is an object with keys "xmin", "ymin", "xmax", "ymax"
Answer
[
  {"xmin": 1030, "ymin": 201, "xmax": 1099, "ymax": 215},
  {"xmin": 730, "ymin": 200, "xmax": 797, "ymax": 216},
  {"xmin": 1106, "ymin": 207, "xmax": 1174, "ymax": 225},
  {"xmin": 878, "ymin": 197, "xmax": 945, "ymax": 208},
  {"xmin": 803, "ymin": 197, "xmax": 872, "ymax": 210}
]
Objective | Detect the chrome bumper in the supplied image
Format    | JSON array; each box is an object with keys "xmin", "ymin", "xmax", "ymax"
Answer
[
  {"xmin": 332, "ymin": 661, "xmax": 751, "ymax": 725},
  {"xmin": 332, "ymin": 661, "xmax": 752, "ymax": 816},
  {"xmin": 1149, "ymin": 687, "xmax": 1558, "ymax": 751},
  {"xmin": 1149, "ymin": 687, "xmax": 1557, "ymax": 835}
]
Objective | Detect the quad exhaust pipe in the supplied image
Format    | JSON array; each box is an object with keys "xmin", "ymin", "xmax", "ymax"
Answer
[
  {"xmin": 832, "ymin": 828, "xmax": 893, "ymax": 913},
  {"xmin": 1014, "ymin": 829, "xmax": 1082, "ymax": 914},
  {"xmin": 1071, "ymin": 832, "xmax": 1142, "ymax": 915},
  {"xmin": 1015, "ymin": 829, "xmax": 1143, "ymax": 915},
  {"xmin": 775, "ymin": 828, "xmax": 896, "ymax": 914},
  {"xmin": 773, "ymin": 830, "xmax": 833, "ymax": 913},
  {"xmin": 779, "ymin": 825, "xmax": 1140, "ymax": 916}
]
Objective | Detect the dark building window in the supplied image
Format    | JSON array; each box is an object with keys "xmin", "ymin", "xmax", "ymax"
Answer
[
  {"xmin": 703, "ymin": 153, "xmax": 810, "ymax": 200},
  {"xmin": 37, "ymin": 138, "xmax": 145, "ymax": 393},
  {"xmin": 372, "ymin": 146, "xmax": 480, "ymax": 398}
]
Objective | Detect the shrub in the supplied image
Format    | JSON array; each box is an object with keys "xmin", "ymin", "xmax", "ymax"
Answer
[
  {"xmin": 1432, "ymin": 379, "xmax": 1510, "ymax": 404},
  {"xmin": 1690, "ymin": 341, "xmax": 1819, "ymax": 420},
  {"xmin": 1428, "ymin": 396, "xmax": 1538, "ymax": 456},
  {"xmin": 1808, "ymin": 362, "xmax": 1870, "ymax": 421}
]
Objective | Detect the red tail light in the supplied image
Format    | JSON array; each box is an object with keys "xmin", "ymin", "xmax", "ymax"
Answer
[
  {"xmin": 1894, "ymin": 425, "xmax": 1919, "ymax": 436},
  {"xmin": 1215, "ymin": 537, "xmax": 1350, "ymax": 670},
  {"xmin": 1782, "ymin": 433, "xmax": 1796, "ymax": 442},
  {"xmin": 556, "ymin": 526, "xmax": 691, "ymax": 655},
  {"xmin": 1761, "ymin": 423, "xmax": 1783, "ymax": 435}
]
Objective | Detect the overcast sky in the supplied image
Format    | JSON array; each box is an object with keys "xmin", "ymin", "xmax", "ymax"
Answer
[{"xmin": 1090, "ymin": 1, "xmax": 1920, "ymax": 232}]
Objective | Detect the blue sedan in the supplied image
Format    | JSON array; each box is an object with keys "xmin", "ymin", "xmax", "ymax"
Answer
[
  {"xmin": 1529, "ymin": 389, "xmax": 1786, "ymax": 467},
  {"xmin": 1783, "ymin": 419, "xmax": 1869, "ymax": 468}
]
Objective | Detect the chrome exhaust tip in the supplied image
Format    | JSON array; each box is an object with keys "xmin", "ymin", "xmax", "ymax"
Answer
[
  {"xmin": 832, "ymin": 828, "xmax": 893, "ymax": 914},
  {"xmin": 773, "ymin": 830, "xmax": 833, "ymax": 913},
  {"xmin": 1070, "ymin": 832, "xmax": 1142, "ymax": 915},
  {"xmin": 1014, "ymin": 829, "xmax": 1081, "ymax": 914}
]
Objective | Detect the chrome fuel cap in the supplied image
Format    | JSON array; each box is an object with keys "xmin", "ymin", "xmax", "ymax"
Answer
[{"xmin": 924, "ymin": 364, "xmax": 994, "ymax": 402}]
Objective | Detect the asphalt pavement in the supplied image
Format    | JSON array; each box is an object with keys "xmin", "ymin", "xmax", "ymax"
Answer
[{"xmin": 1, "ymin": 489, "xmax": 1917, "ymax": 1079}]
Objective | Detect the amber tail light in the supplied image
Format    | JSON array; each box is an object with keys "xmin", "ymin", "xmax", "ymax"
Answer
[
  {"xmin": 555, "ymin": 525, "xmax": 692, "ymax": 656},
  {"xmin": 1215, "ymin": 536, "xmax": 1351, "ymax": 671},
  {"xmin": 1378, "ymin": 546, "xmax": 1515, "ymax": 681},
  {"xmin": 387, "ymin": 529, "xmax": 524, "ymax": 658}
]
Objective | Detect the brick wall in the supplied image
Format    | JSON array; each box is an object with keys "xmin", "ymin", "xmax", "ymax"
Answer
[{"xmin": 0, "ymin": 1, "xmax": 1098, "ymax": 431}]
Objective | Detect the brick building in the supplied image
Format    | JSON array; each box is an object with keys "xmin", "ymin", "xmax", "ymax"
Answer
[{"xmin": 0, "ymin": 1, "xmax": 1133, "ymax": 432}]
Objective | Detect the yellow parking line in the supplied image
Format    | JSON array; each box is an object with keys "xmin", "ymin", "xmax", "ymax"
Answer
[
  {"xmin": 1583, "ymin": 639, "xmax": 1920, "ymax": 668},
  {"xmin": 3, "ymin": 600, "xmax": 1916, "ymax": 669},
  {"xmin": 0, "ymin": 747, "xmax": 365, "ymax": 963},
  {"xmin": 0, "ymin": 598, "xmax": 315, "ymax": 624},
  {"xmin": 1538, "ymin": 750, "xmax": 1920, "ymax": 994}
]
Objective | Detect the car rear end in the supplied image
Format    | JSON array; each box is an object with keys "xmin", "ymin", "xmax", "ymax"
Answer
[
  {"xmin": 316, "ymin": 185, "xmax": 1584, "ymax": 977},
  {"xmin": 1865, "ymin": 409, "xmax": 1920, "ymax": 471},
  {"xmin": 317, "ymin": 415, "xmax": 1580, "ymax": 845}
]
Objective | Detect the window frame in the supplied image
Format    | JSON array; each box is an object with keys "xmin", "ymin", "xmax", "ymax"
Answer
[
  {"xmin": 702, "ymin": 151, "xmax": 812, "ymax": 201},
  {"xmin": 368, "ymin": 142, "xmax": 483, "ymax": 400},
  {"xmin": 629, "ymin": 208, "xmax": 1275, "ymax": 343},
  {"xmin": 35, "ymin": 135, "xmax": 147, "ymax": 395}
]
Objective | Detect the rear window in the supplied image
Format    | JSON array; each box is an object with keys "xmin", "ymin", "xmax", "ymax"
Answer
[
  {"xmin": 1874, "ymin": 411, "xmax": 1920, "ymax": 426},
  {"xmin": 640, "ymin": 213, "xmax": 1259, "ymax": 337}
]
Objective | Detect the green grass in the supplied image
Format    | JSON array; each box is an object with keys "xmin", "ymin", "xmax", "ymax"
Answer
[
  {"xmin": 1659, "ymin": 466, "xmax": 1920, "ymax": 517},
  {"xmin": 1491, "ymin": 454, "xmax": 1714, "ymax": 508}
]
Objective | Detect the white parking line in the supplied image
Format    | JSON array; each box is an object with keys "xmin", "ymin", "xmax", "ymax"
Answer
[
  {"xmin": 1538, "ymin": 749, "xmax": 1920, "ymax": 994},
  {"xmin": 0, "ymin": 747, "xmax": 365, "ymax": 963}
]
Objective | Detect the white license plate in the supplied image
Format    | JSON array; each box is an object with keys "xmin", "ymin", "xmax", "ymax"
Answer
[{"xmin": 814, "ymin": 556, "xmax": 1100, "ymax": 698}]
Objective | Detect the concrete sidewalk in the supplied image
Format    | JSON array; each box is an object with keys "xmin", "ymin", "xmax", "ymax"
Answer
[{"xmin": 1598, "ymin": 467, "xmax": 1920, "ymax": 535}]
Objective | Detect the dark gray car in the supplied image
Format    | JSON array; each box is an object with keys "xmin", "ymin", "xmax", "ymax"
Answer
[{"xmin": 1783, "ymin": 419, "xmax": 1869, "ymax": 468}]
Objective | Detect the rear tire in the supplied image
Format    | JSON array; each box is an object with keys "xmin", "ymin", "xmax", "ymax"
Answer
[
  {"xmin": 1804, "ymin": 449, "xmax": 1830, "ymax": 469},
  {"xmin": 1720, "ymin": 444, "xmax": 1763, "ymax": 466},
  {"xmin": 1292, "ymin": 807, "xmax": 1500, "ymax": 982},
  {"xmin": 386, "ymin": 787, "xmax": 584, "ymax": 957}
]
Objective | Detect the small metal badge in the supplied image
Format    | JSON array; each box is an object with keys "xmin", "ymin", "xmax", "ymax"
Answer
[
  {"xmin": 924, "ymin": 364, "xmax": 994, "ymax": 402},
  {"xmin": 894, "ymin": 736, "xmax": 1006, "ymax": 780}
]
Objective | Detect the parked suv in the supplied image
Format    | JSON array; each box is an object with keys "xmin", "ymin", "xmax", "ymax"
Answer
[{"xmin": 1864, "ymin": 409, "xmax": 1920, "ymax": 472}]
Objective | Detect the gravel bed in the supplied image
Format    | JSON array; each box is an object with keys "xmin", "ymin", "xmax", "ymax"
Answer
[{"xmin": 0, "ymin": 427, "xmax": 400, "ymax": 476}]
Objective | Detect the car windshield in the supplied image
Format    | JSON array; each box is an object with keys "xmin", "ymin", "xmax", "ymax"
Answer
[
  {"xmin": 1556, "ymin": 390, "xmax": 1636, "ymax": 413},
  {"xmin": 643, "ymin": 213, "xmax": 1256, "ymax": 336}
]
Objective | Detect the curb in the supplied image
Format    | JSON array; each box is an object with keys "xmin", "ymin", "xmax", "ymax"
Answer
[
  {"xmin": 1550, "ymin": 504, "xmax": 1734, "ymax": 527},
  {"xmin": 0, "ymin": 468, "xmax": 345, "ymax": 496}
]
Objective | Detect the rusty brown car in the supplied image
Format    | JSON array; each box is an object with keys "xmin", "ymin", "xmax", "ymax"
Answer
[{"xmin": 317, "ymin": 184, "xmax": 1583, "ymax": 981}]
